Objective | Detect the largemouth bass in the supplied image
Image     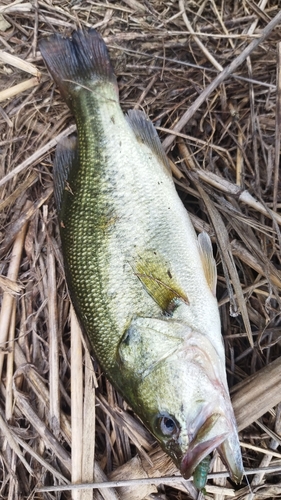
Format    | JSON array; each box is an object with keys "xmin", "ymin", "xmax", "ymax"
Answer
[{"xmin": 39, "ymin": 29, "xmax": 243, "ymax": 482}]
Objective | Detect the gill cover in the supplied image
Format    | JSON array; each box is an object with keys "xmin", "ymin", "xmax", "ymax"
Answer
[{"xmin": 119, "ymin": 316, "xmax": 186, "ymax": 379}]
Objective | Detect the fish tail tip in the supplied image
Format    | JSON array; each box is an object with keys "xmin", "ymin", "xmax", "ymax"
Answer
[{"xmin": 39, "ymin": 29, "xmax": 117, "ymax": 101}]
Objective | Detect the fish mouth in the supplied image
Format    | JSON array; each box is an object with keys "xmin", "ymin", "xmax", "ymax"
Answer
[
  {"xmin": 180, "ymin": 411, "xmax": 244, "ymax": 484},
  {"xmin": 180, "ymin": 413, "xmax": 229, "ymax": 480}
]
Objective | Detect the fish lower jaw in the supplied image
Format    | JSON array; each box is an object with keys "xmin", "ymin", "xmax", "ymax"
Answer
[
  {"xmin": 178, "ymin": 410, "xmax": 243, "ymax": 483},
  {"xmin": 180, "ymin": 432, "xmax": 228, "ymax": 480},
  {"xmin": 179, "ymin": 411, "xmax": 232, "ymax": 479}
]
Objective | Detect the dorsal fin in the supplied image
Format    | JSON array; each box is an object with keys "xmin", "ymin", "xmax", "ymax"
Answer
[
  {"xmin": 126, "ymin": 109, "xmax": 171, "ymax": 175},
  {"xmin": 198, "ymin": 232, "xmax": 217, "ymax": 297},
  {"xmin": 53, "ymin": 136, "xmax": 78, "ymax": 212}
]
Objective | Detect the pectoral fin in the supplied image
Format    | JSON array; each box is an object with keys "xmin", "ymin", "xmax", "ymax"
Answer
[
  {"xmin": 198, "ymin": 232, "xmax": 217, "ymax": 297},
  {"xmin": 134, "ymin": 250, "xmax": 189, "ymax": 314}
]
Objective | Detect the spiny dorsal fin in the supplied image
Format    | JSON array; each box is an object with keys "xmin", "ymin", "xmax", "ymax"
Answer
[
  {"xmin": 134, "ymin": 249, "xmax": 189, "ymax": 314},
  {"xmin": 198, "ymin": 232, "xmax": 217, "ymax": 297},
  {"xmin": 53, "ymin": 136, "xmax": 78, "ymax": 212},
  {"xmin": 126, "ymin": 109, "xmax": 171, "ymax": 175}
]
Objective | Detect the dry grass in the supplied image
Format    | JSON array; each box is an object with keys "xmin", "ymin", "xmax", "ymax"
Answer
[{"xmin": 0, "ymin": 1, "xmax": 281, "ymax": 499}]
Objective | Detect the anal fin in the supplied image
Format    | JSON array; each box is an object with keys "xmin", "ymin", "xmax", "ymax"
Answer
[{"xmin": 126, "ymin": 109, "xmax": 171, "ymax": 176}]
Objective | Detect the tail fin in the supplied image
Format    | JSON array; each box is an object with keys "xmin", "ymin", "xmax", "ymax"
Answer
[{"xmin": 39, "ymin": 29, "xmax": 117, "ymax": 107}]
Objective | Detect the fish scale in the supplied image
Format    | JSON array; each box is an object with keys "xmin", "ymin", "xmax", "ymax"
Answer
[{"xmin": 39, "ymin": 28, "xmax": 243, "ymax": 485}]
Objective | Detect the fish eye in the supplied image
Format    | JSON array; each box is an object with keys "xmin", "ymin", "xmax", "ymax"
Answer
[{"xmin": 155, "ymin": 414, "xmax": 179, "ymax": 437}]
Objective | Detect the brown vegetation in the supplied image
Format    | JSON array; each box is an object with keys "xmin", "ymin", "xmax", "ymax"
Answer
[{"xmin": 0, "ymin": 1, "xmax": 281, "ymax": 499}]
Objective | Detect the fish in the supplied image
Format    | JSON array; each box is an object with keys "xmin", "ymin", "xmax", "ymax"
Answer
[{"xmin": 39, "ymin": 29, "xmax": 244, "ymax": 483}]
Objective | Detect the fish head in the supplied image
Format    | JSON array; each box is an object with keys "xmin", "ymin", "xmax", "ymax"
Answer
[
  {"xmin": 118, "ymin": 316, "xmax": 243, "ymax": 483},
  {"xmin": 138, "ymin": 357, "xmax": 240, "ymax": 481}
]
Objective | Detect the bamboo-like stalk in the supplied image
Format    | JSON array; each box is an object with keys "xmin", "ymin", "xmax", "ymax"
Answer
[
  {"xmin": 81, "ymin": 348, "xmax": 96, "ymax": 500},
  {"xmin": 231, "ymin": 356, "xmax": 281, "ymax": 431},
  {"xmin": 48, "ymin": 246, "xmax": 60, "ymax": 436},
  {"xmin": 273, "ymin": 41, "xmax": 281, "ymax": 213},
  {"xmin": 71, "ymin": 306, "xmax": 84, "ymax": 499},
  {"xmin": 0, "ymin": 2, "xmax": 32, "ymax": 13},
  {"xmin": 0, "ymin": 50, "xmax": 40, "ymax": 77},
  {"xmin": 0, "ymin": 209, "xmax": 31, "ymax": 380},
  {"xmin": 0, "ymin": 77, "xmax": 40, "ymax": 103},
  {"xmin": 5, "ymin": 302, "xmax": 16, "ymax": 420}
]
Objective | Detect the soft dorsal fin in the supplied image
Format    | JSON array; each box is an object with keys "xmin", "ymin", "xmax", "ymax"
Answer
[
  {"xmin": 198, "ymin": 232, "xmax": 217, "ymax": 297},
  {"xmin": 134, "ymin": 249, "xmax": 189, "ymax": 315},
  {"xmin": 53, "ymin": 136, "xmax": 78, "ymax": 212},
  {"xmin": 126, "ymin": 109, "xmax": 171, "ymax": 175}
]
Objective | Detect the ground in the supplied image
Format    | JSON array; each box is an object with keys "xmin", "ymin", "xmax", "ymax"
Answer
[{"xmin": 0, "ymin": 1, "xmax": 281, "ymax": 499}]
